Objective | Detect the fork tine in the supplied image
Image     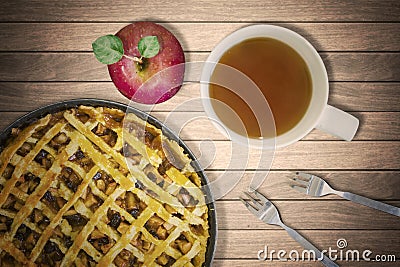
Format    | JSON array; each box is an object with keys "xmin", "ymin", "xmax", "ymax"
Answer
[
  {"xmin": 243, "ymin": 192, "xmax": 261, "ymax": 208},
  {"xmin": 291, "ymin": 185, "xmax": 307, "ymax": 194},
  {"xmin": 239, "ymin": 197, "xmax": 259, "ymax": 214},
  {"xmin": 252, "ymin": 190, "xmax": 270, "ymax": 203},
  {"xmin": 295, "ymin": 172, "xmax": 313, "ymax": 180}
]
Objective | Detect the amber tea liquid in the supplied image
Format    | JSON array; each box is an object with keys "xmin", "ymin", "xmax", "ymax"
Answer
[{"xmin": 209, "ymin": 37, "xmax": 312, "ymax": 138}]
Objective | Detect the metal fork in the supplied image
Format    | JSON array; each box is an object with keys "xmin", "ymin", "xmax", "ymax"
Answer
[
  {"xmin": 240, "ymin": 190, "xmax": 338, "ymax": 267},
  {"xmin": 291, "ymin": 172, "xmax": 400, "ymax": 217}
]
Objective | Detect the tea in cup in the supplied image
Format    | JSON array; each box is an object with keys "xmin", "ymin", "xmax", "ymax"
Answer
[{"xmin": 201, "ymin": 25, "xmax": 359, "ymax": 149}]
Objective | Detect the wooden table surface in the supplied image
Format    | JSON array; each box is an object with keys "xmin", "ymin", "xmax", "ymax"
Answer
[{"xmin": 0, "ymin": 1, "xmax": 399, "ymax": 266}]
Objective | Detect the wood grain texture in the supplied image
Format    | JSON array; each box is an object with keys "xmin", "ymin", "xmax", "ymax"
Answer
[
  {"xmin": 184, "ymin": 141, "xmax": 400, "ymax": 170},
  {"xmin": 0, "ymin": 0, "xmax": 398, "ymax": 22},
  {"xmin": 151, "ymin": 111, "xmax": 400, "ymax": 141},
  {"xmin": 215, "ymin": 230, "xmax": 400, "ymax": 258},
  {"xmin": 1, "ymin": 111, "xmax": 399, "ymax": 141},
  {"xmin": 0, "ymin": 82, "xmax": 399, "ymax": 112},
  {"xmin": 215, "ymin": 200, "xmax": 400, "ymax": 230},
  {"xmin": 206, "ymin": 171, "xmax": 400, "ymax": 200},
  {"xmin": 0, "ymin": 53, "xmax": 399, "ymax": 82},
  {"xmin": 0, "ymin": 23, "xmax": 399, "ymax": 52}
]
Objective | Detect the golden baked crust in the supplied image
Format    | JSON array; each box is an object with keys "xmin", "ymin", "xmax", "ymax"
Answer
[{"xmin": 0, "ymin": 105, "xmax": 209, "ymax": 267}]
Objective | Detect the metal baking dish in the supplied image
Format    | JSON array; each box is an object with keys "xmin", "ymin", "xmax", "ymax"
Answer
[{"xmin": 0, "ymin": 98, "xmax": 217, "ymax": 266}]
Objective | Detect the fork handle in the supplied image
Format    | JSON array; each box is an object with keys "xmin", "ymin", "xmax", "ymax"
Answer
[
  {"xmin": 338, "ymin": 191, "xmax": 400, "ymax": 217},
  {"xmin": 280, "ymin": 224, "xmax": 339, "ymax": 267}
]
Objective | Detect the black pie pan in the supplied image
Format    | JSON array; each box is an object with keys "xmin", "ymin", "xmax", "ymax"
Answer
[{"xmin": 0, "ymin": 98, "xmax": 217, "ymax": 266}]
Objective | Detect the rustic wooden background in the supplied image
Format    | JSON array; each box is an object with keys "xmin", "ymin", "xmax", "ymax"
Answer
[{"xmin": 0, "ymin": 0, "xmax": 399, "ymax": 266}]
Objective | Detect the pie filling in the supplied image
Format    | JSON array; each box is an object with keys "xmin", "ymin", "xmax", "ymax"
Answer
[{"xmin": 0, "ymin": 106, "xmax": 209, "ymax": 266}]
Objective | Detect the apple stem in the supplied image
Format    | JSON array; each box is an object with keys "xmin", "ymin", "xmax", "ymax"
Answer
[{"xmin": 123, "ymin": 54, "xmax": 143, "ymax": 64}]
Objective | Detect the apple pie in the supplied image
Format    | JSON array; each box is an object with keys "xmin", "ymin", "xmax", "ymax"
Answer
[{"xmin": 0, "ymin": 105, "xmax": 210, "ymax": 266}]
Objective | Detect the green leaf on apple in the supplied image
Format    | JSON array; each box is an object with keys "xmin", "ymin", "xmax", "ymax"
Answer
[
  {"xmin": 92, "ymin": 35, "xmax": 124, "ymax": 64},
  {"xmin": 138, "ymin": 36, "xmax": 160, "ymax": 58}
]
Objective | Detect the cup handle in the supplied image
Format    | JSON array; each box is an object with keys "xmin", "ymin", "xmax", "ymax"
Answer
[{"xmin": 315, "ymin": 105, "xmax": 359, "ymax": 141}]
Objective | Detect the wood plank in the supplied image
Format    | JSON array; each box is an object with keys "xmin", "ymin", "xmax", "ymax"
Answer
[
  {"xmin": 1, "ymin": 111, "xmax": 398, "ymax": 141},
  {"xmin": 0, "ymin": 82, "xmax": 398, "ymax": 112},
  {"xmin": 321, "ymin": 53, "xmax": 400, "ymax": 82},
  {"xmin": 207, "ymin": 171, "xmax": 400, "ymax": 200},
  {"xmin": 306, "ymin": 112, "xmax": 400, "ymax": 140},
  {"xmin": 184, "ymin": 141, "xmax": 400, "ymax": 170},
  {"xmin": 0, "ymin": 83, "xmax": 130, "ymax": 111},
  {"xmin": 215, "ymin": 230, "xmax": 400, "ymax": 259},
  {"xmin": 329, "ymin": 82, "xmax": 400, "ymax": 112},
  {"xmin": 151, "ymin": 111, "xmax": 400, "ymax": 141},
  {"xmin": 270, "ymin": 141, "xmax": 400, "ymax": 170},
  {"xmin": 0, "ymin": 0, "xmax": 398, "ymax": 22},
  {"xmin": 0, "ymin": 52, "xmax": 398, "ymax": 82},
  {"xmin": 0, "ymin": 23, "xmax": 399, "ymax": 52},
  {"xmin": 215, "ymin": 200, "xmax": 400, "ymax": 230}
]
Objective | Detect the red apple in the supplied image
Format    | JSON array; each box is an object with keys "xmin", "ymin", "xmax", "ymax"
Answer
[{"xmin": 108, "ymin": 22, "xmax": 185, "ymax": 104}]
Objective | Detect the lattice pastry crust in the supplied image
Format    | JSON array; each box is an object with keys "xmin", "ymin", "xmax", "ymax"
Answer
[{"xmin": 0, "ymin": 106, "xmax": 209, "ymax": 267}]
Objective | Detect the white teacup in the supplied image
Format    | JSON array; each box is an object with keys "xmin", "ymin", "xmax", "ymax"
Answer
[{"xmin": 200, "ymin": 24, "xmax": 359, "ymax": 149}]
